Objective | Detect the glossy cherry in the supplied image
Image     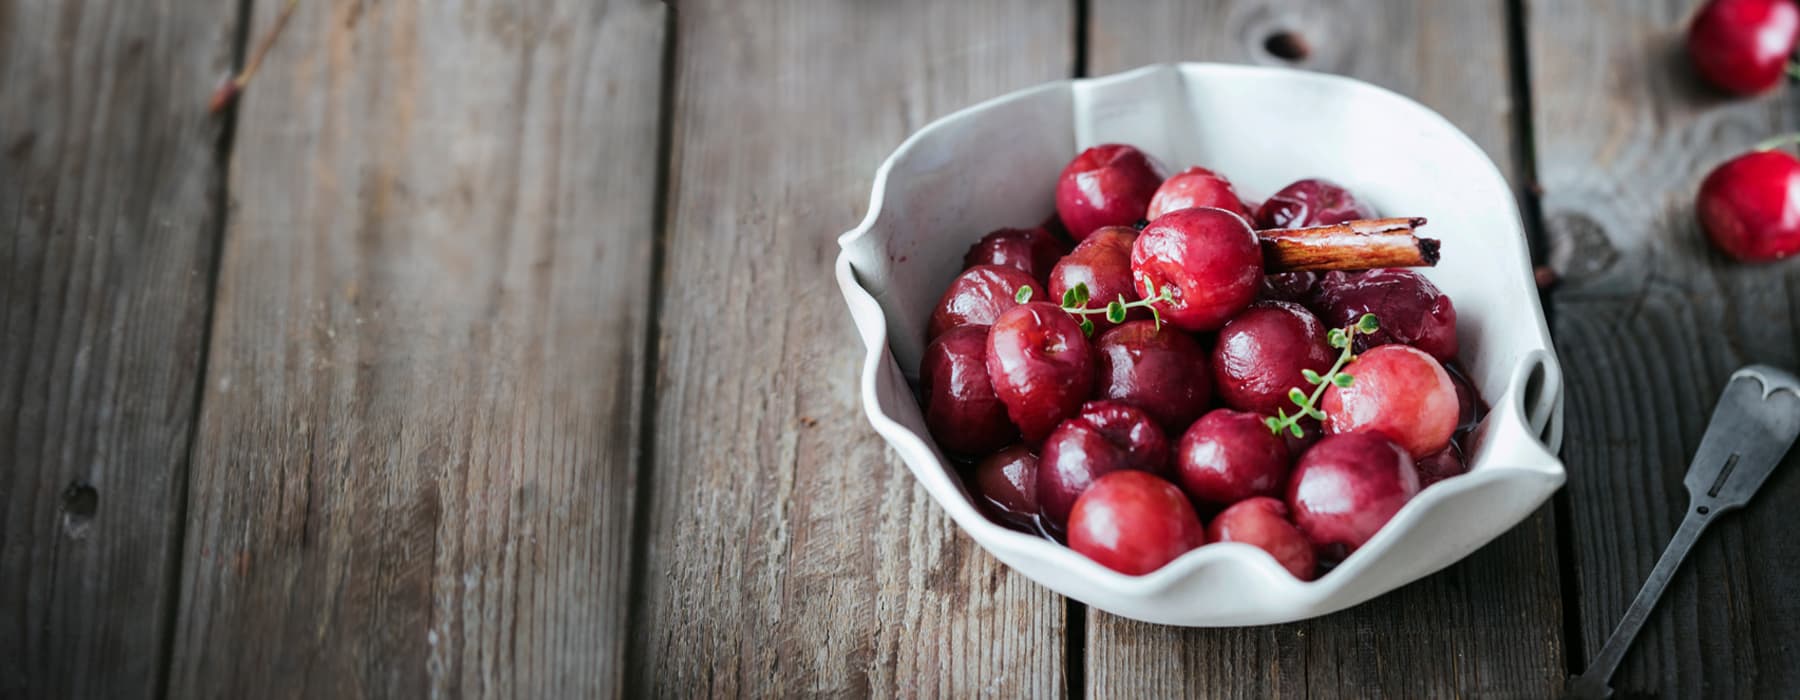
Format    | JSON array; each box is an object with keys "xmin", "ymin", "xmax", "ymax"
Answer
[
  {"xmin": 1176, "ymin": 409, "xmax": 1292, "ymax": 507},
  {"xmin": 1321, "ymin": 345, "xmax": 1459, "ymax": 458},
  {"xmin": 920, "ymin": 325, "xmax": 1017, "ymax": 455},
  {"xmin": 963, "ymin": 226, "xmax": 1071, "ymax": 283},
  {"xmin": 1146, "ymin": 166, "xmax": 1253, "ymax": 221},
  {"xmin": 1254, "ymin": 178, "xmax": 1377, "ymax": 229},
  {"xmin": 1055, "ymin": 144, "xmax": 1166, "ymax": 241},
  {"xmin": 1287, "ymin": 432, "xmax": 1420, "ymax": 555},
  {"xmin": 1697, "ymin": 148, "xmax": 1800, "ymax": 262},
  {"xmin": 1093, "ymin": 320, "xmax": 1213, "ymax": 431},
  {"xmin": 1050, "ymin": 226, "xmax": 1146, "ymax": 332},
  {"xmin": 973, "ymin": 445, "xmax": 1041, "ymax": 529},
  {"xmin": 1038, "ymin": 401, "xmax": 1171, "ymax": 529},
  {"xmin": 1258, "ymin": 271, "xmax": 1319, "ymax": 304},
  {"xmin": 1208, "ymin": 497, "xmax": 1317, "ymax": 580},
  {"xmin": 1131, "ymin": 207, "xmax": 1263, "ymax": 332},
  {"xmin": 1686, "ymin": 0, "xmax": 1800, "ymax": 95},
  {"xmin": 928, "ymin": 264, "xmax": 1036, "ymax": 340},
  {"xmin": 1067, "ymin": 470, "xmax": 1207, "ymax": 575},
  {"xmin": 1312, "ymin": 269, "xmax": 1459, "ymax": 361},
  {"xmin": 1414, "ymin": 444, "xmax": 1468, "ymax": 488},
  {"xmin": 986, "ymin": 302, "xmax": 1095, "ymax": 443},
  {"xmin": 1211, "ymin": 301, "xmax": 1336, "ymax": 415}
]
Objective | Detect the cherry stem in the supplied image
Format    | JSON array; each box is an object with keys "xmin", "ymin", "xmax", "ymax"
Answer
[{"xmin": 1753, "ymin": 132, "xmax": 1800, "ymax": 152}]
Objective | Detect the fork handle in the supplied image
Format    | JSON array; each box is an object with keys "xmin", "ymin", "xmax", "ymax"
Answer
[{"xmin": 1569, "ymin": 505, "xmax": 1713, "ymax": 695}]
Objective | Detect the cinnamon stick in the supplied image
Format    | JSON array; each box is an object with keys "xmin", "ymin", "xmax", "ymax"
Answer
[{"xmin": 1256, "ymin": 217, "xmax": 1440, "ymax": 272}]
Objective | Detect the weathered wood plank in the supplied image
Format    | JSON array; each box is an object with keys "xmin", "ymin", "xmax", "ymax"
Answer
[
  {"xmin": 0, "ymin": 2, "xmax": 235, "ymax": 696},
  {"xmin": 165, "ymin": 1, "xmax": 665, "ymax": 696},
  {"xmin": 627, "ymin": 2, "xmax": 1072, "ymax": 695},
  {"xmin": 1084, "ymin": 1, "xmax": 1567, "ymax": 696},
  {"xmin": 1528, "ymin": 1, "xmax": 1800, "ymax": 695}
]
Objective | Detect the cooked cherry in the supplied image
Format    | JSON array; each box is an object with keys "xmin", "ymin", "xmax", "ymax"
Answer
[
  {"xmin": 1312, "ymin": 269, "xmax": 1459, "ymax": 361},
  {"xmin": 1068, "ymin": 470, "xmax": 1206, "ymax": 575},
  {"xmin": 1211, "ymin": 301, "xmax": 1335, "ymax": 415},
  {"xmin": 1050, "ymin": 226, "xmax": 1145, "ymax": 332},
  {"xmin": 1208, "ymin": 497, "xmax": 1317, "ymax": 580},
  {"xmin": 1321, "ymin": 345, "xmax": 1458, "ymax": 458},
  {"xmin": 1131, "ymin": 207, "xmax": 1263, "ymax": 332},
  {"xmin": 1414, "ymin": 444, "xmax": 1467, "ymax": 488},
  {"xmin": 986, "ymin": 302, "xmax": 1095, "ymax": 443},
  {"xmin": 1287, "ymin": 432, "xmax": 1420, "ymax": 554},
  {"xmin": 1254, "ymin": 178, "xmax": 1377, "ymax": 229},
  {"xmin": 1093, "ymin": 320, "xmax": 1213, "ymax": 431},
  {"xmin": 1038, "ymin": 401, "xmax": 1171, "ymax": 529},
  {"xmin": 963, "ymin": 226, "xmax": 1071, "ymax": 283},
  {"xmin": 1176, "ymin": 409, "xmax": 1291, "ymax": 506},
  {"xmin": 1697, "ymin": 149, "xmax": 1800, "ymax": 262},
  {"xmin": 920, "ymin": 325, "xmax": 1017, "ymax": 455},
  {"xmin": 1055, "ymin": 144, "xmax": 1167, "ymax": 241},
  {"xmin": 1258, "ymin": 271, "xmax": 1320, "ymax": 303},
  {"xmin": 973, "ymin": 445, "xmax": 1040, "ymax": 529},
  {"xmin": 928, "ymin": 264, "xmax": 1037, "ymax": 340},
  {"xmin": 1146, "ymin": 166, "xmax": 1253, "ymax": 221},
  {"xmin": 1687, "ymin": 0, "xmax": 1800, "ymax": 95}
]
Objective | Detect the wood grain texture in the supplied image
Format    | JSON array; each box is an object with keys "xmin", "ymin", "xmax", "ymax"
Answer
[
  {"xmin": 1527, "ymin": 0, "xmax": 1800, "ymax": 695},
  {"xmin": 0, "ymin": 2, "xmax": 234, "ymax": 697},
  {"xmin": 1085, "ymin": 1, "xmax": 1567, "ymax": 696},
  {"xmin": 627, "ymin": 2, "xmax": 1072, "ymax": 696},
  {"xmin": 166, "ymin": 0, "xmax": 665, "ymax": 696}
]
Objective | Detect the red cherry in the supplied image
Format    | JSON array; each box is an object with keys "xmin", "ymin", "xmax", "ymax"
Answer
[
  {"xmin": 1287, "ymin": 432, "xmax": 1420, "ymax": 555},
  {"xmin": 1697, "ymin": 149, "xmax": 1800, "ymax": 261},
  {"xmin": 1320, "ymin": 345, "xmax": 1459, "ymax": 458},
  {"xmin": 985, "ymin": 302, "xmax": 1095, "ymax": 443},
  {"xmin": 1146, "ymin": 166, "xmax": 1253, "ymax": 221},
  {"xmin": 1067, "ymin": 471, "xmax": 1207, "ymax": 575},
  {"xmin": 1055, "ymin": 144, "xmax": 1166, "ymax": 242},
  {"xmin": 1049, "ymin": 226, "xmax": 1145, "ymax": 332},
  {"xmin": 1687, "ymin": 0, "xmax": 1800, "ymax": 95},
  {"xmin": 1130, "ymin": 207, "xmax": 1263, "ymax": 332},
  {"xmin": 1208, "ymin": 497, "xmax": 1317, "ymax": 580},
  {"xmin": 963, "ymin": 226, "xmax": 1071, "ymax": 284},
  {"xmin": 1176, "ymin": 409, "xmax": 1292, "ymax": 507},
  {"xmin": 973, "ymin": 445, "xmax": 1041, "ymax": 530},
  {"xmin": 920, "ymin": 325, "xmax": 1017, "ymax": 455},
  {"xmin": 928, "ymin": 264, "xmax": 1036, "ymax": 340}
]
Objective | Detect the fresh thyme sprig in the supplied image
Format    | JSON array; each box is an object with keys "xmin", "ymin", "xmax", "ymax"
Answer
[
  {"xmin": 1264, "ymin": 313, "xmax": 1381, "ymax": 438},
  {"xmin": 1014, "ymin": 281, "xmax": 1175, "ymax": 336}
]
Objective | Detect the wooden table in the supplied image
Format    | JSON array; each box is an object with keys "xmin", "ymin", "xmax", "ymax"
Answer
[{"xmin": 5, "ymin": 1, "xmax": 1798, "ymax": 696}]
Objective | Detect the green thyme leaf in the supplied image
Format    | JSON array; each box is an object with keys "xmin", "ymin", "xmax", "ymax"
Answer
[
  {"xmin": 1061, "ymin": 287, "xmax": 1079, "ymax": 308},
  {"xmin": 1078, "ymin": 317, "xmax": 1094, "ymax": 337},
  {"xmin": 1073, "ymin": 282, "xmax": 1090, "ymax": 305},
  {"xmin": 1357, "ymin": 313, "xmax": 1380, "ymax": 333},
  {"xmin": 1302, "ymin": 368, "xmax": 1323, "ymax": 385},
  {"xmin": 1015, "ymin": 286, "xmax": 1033, "ymax": 303},
  {"xmin": 1327, "ymin": 328, "xmax": 1348, "ymax": 349},
  {"xmin": 1106, "ymin": 300, "xmax": 1126, "ymax": 323},
  {"xmin": 1288, "ymin": 387, "xmax": 1308, "ymax": 407},
  {"xmin": 1333, "ymin": 373, "xmax": 1354, "ymax": 388}
]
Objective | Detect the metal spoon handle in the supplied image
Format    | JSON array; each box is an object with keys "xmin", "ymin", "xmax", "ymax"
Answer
[{"xmin": 1567, "ymin": 505, "xmax": 1712, "ymax": 697}]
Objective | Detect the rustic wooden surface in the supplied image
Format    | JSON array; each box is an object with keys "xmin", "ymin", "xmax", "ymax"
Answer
[
  {"xmin": 6, "ymin": 0, "xmax": 1800, "ymax": 697},
  {"xmin": 0, "ymin": 2, "xmax": 235, "ymax": 697},
  {"xmin": 1084, "ymin": 1, "xmax": 1566, "ymax": 695},
  {"xmin": 1528, "ymin": 0, "xmax": 1800, "ymax": 695}
]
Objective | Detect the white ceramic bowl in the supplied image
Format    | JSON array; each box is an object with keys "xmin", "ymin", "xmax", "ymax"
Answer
[{"xmin": 834, "ymin": 63, "xmax": 1565, "ymax": 626}]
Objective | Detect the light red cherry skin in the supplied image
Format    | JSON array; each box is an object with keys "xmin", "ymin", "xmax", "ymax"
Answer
[
  {"xmin": 1093, "ymin": 320, "xmax": 1213, "ymax": 431},
  {"xmin": 963, "ymin": 226, "xmax": 1071, "ymax": 284},
  {"xmin": 1131, "ymin": 207, "xmax": 1263, "ymax": 332},
  {"xmin": 1320, "ymin": 345, "xmax": 1459, "ymax": 458},
  {"xmin": 1176, "ymin": 409, "xmax": 1292, "ymax": 507},
  {"xmin": 986, "ymin": 302, "xmax": 1095, "ymax": 443},
  {"xmin": 1687, "ymin": 0, "xmax": 1800, "ymax": 95},
  {"xmin": 973, "ymin": 445, "xmax": 1040, "ymax": 530},
  {"xmin": 928, "ymin": 264, "xmax": 1036, "ymax": 340},
  {"xmin": 1208, "ymin": 497, "xmax": 1317, "ymax": 580},
  {"xmin": 1055, "ymin": 144, "xmax": 1167, "ymax": 241},
  {"xmin": 1287, "ymin": 432, "xmax": 1421, "ymax": 555},
  {"xmin": 1050, "ymin": 226, "xmax": 1146, "ymax": 332},
  {"xmin": 1146, "ymin": 166, "xmax": 1253, "ymax": 221},
  {"xmin": 1038, "ymin": 401, "xmax": 1172, "ymax": 530},
  {"xmin": 1211, "ymin": 301, "xmax": 1336, "ymax": 415},
  {"xmin": 1697, "ymin": 149, "xmax": 1800, "ymax": 262},
  {"xmin": 1068, "ymin": 471, "xmax": 1207, "ymax": 575},
  {"xmin": 920, "ymin": 325, "xmax": 1017, "ymax": 456}
]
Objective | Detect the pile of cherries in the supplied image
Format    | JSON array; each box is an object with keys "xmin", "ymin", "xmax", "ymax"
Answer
[{"xmin": 919, "ymin": 144, "xmax": 1481, "ymax": 578}]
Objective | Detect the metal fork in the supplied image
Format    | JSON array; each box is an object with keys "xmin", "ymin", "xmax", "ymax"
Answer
[{"xmin": 1564, "ymin": 365, "xmax": 1800, "ymax": 699}]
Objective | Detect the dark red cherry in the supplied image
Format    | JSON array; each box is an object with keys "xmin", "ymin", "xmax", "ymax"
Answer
[
  {"xmin": 1415, "ymin": 444, "xmax": 1468, "ymax": 488},
  {"xmin": 1312, "ymin": 269, "xmax": 1459, "ymax": 361},
  {"xmin": 1697, "ymin": 149, "xmax": 1800, "ymax": 262},
  {"xmin": 1687, "ymin": 0, "xmax": 1800, "ymax": 95},
  {"xmin": 928, "ymin": 264, "xmax": 1036, "ymax": 341},
  {"xmin": 1287, "ymin": 432, "xmax": 1420, "ymax": 555},
  {"xmin": 920, "ymin": 325, "xmax": 1017, "ymax": 455},
  {"xmin": 973, "ymin": 445, "xmax": 1040, "ymax": 529},
  {"xmin": 1146, "ymin": 166, "xmax": 1253, "ymax": 221},
  {"xmin": 1211, "ymin": 301, "xmax": 1336, "ymax": 416},
  {"xmin": 1176, "ymin": 409, "xmax": 1292, "ymax": 507},
  {"xmin": 1131, "ymin": 207, "xmax": 1262, "ymax": 332},
  {"xmin": 986, "ymin": 302, "xmax": 1094, "ymax": 443},
  {"xmin": 1093, "ymin": 320, "xmax": 1213, "ymax": 431},
  {"xmin": 1068, "ymin": 471, "xmax": 1207, "ymax": 575},
  {"xmin": 1321, "ymin": 345, "xmax": 1458, "ymax": 458},
  {"xmin": 1055, "ymin": 144, "xmax": 1166, "ymax": 242},
  {"xmin": 1258, "ymin": 271, "xmax": 1320, "ymax": 303},
  {"xmin": 1208, "ymin": 497, "xmax": 1317, "ymax": 580},
  {"xmin": 1038, "ymin": 401, "xmax": 1171, "ymax": 529},
  {"xmin": 1254, "ymin": 178, "xmax": 1377, "ymax": 229},
  {"xmin": 963, "ymin": 226, "xmax": 1071, "ymax": 283},
  {"xmin": 1050, "ymin": 226, "xmax": 1145, "ymax": 332}
]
